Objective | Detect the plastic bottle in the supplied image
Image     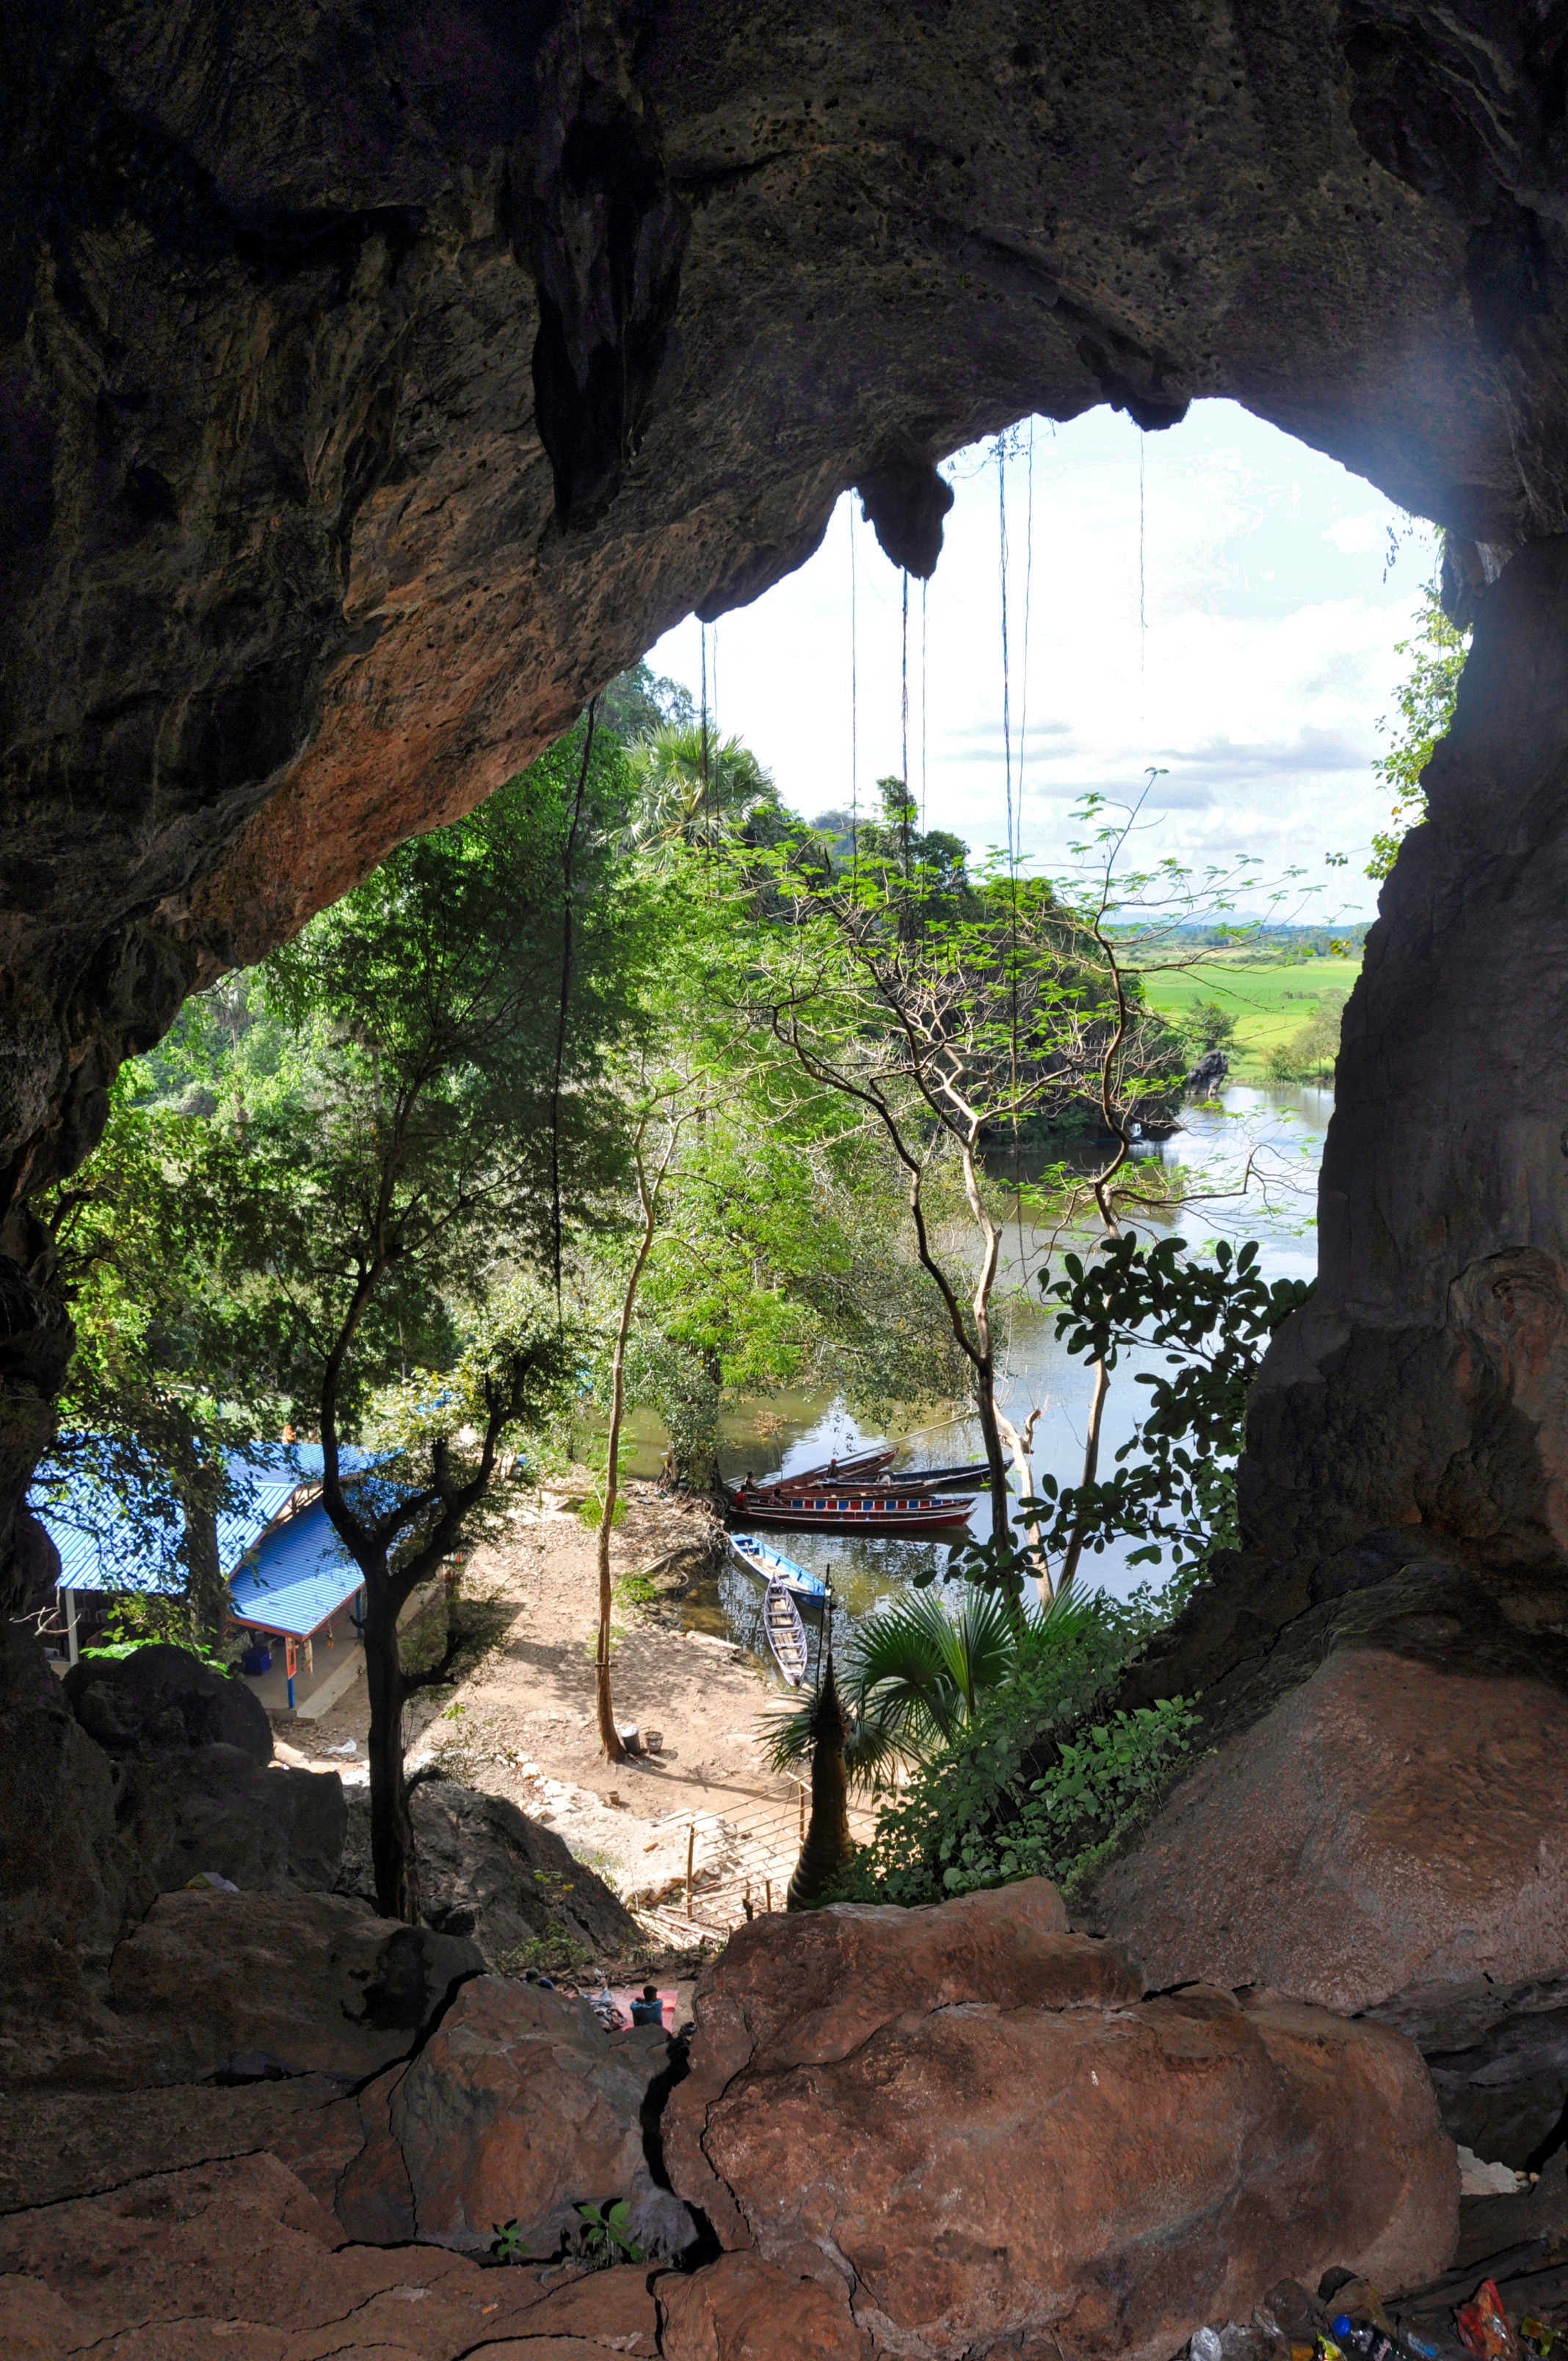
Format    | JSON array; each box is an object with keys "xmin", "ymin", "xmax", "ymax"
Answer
[
  {"xmin": 1191, "ymin": 2329, "xmax": 1224, "ymax": 2361},
  {"xmin": 1332, "ymin": 2318, "xmax": 1396, "ymax": 2361}
]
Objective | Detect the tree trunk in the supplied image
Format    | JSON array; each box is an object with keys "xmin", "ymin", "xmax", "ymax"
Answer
[
  {"xmin": 1059, "ymin": 1354, "xmax": 1110, "ymax": 1595},
  {"xmin": 181, "ymin": 1498, "xmax": 227, "ymax": 1650},
  {"xmin": 363, "ymin": 1576, "xmax": 421, "ymax": 1924}
]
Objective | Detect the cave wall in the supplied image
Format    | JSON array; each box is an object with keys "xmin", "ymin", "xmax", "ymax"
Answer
[
  {"xmin": 6, "ymin": 0, "xmax": 1568, "ymax": 1581},
  {"xmin": 1244, "ymin": 533, "xmax": 1568, "ymax": 1568}
]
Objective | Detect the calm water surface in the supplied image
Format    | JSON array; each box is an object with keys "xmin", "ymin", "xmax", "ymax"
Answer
[{"xmin": 640, "ymin": 1081, "xmax": 1333, "ymax": 1658}]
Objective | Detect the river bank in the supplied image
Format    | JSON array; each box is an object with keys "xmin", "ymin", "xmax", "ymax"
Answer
[{"xmin": 275, "ymin": 1476, "xmax": 876, "ymax": 1945}]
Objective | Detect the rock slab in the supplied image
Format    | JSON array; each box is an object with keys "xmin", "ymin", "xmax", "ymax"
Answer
[
  {"xmin": 666, "ymin": 1880, "xmax": 1458, "ymax": 2361},
  {"xmin": 106, "ymin": 1887, "xmax": 482, "ymax": 2083},
  {"xmin": 336, "ymin": 1777, "xmax": 639, "ymax": 1962},
  {"xmin": 0, "ymin": 2147, "xmax": 661, "ymax": 2358},
  {"xmin": 1090, "ymin": 1647, "xmax": 1568, "ymax": 2014},
  {"xmin": 277, "ymin": 1971, "xmax": 692, "ymax": 2261}
]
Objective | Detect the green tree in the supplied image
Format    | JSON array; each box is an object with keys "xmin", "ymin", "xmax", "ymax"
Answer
[
  {"xmin": 763, "ymin": 1586, "xmax": 1089, "ymax": 1792},
  {"xmin": 1368, "ymin": 589, "xmax": 1470, "ymax": 881},
  {"xmin": 196, "ymin": 724, "xmax": 647, "ymax": 1921},
  {"xmin": 598, "ymin": 661, "xmax": 694, "ymax": 743},
  {"xmin": 34, "ymin": 1078, "xmax": 255, "ymax": 1645},
  {"xmin": 622, "ymin": 724, "xmax": 783, "ymax": 856},
  {"xmin": 1184, "ymin": 999, "xmax": 1237, "ymax": 1053}
]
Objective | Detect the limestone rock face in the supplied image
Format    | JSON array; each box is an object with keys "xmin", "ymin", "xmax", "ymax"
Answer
[
  {"xmin": 104, "ymin": 1887, "xmax": 482, "ymax": 2083},
  {"xmin": 276, "ymin": 1972, "xmax": 691, "ymax": 2261},
  {"xmin": 665, "ymin": 1887, "xmax": 1457, "ymax": 2361},
  {"xmin": 0, "ymin": 1622, "xmax": 138, "ymax": 2092},
  {"xmin": 1091, "ymin": 1645, "xmax": 1568, "ymax": 2015},
  {"xmin": 658, "ymin": 2251, "xmax": 873, "ymax": 2361},
  {"xmin": 0, "ymin": 1621, "xmax": 128, "ymax": 1968},
  {"xmin": 117, "ymin": 1741, "xmax": 349, "ymax": 1896},
  {"xmin": 1241, "ymin": 536, "xmax": 1568, "ymax": 1564},
  {"xmin": 0, "ymin": 2147, "xmax": 659, "ymax": 2359},
  {"xmin": 10, "ymin": 0, "xmax": 1568, "ymax": 1595},
  {"xmin": 62, "ymin": 1641, "xmax": 273, "ymax": 1763},
  {"xmin": 336, "ymin": 1777, "xmax": 639, "ymax": 1962}
]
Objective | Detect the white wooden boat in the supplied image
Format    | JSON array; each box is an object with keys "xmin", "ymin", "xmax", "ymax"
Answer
[
  {"xmin": 727, "ymin": 1531, "xmax": 828, "ymax": 1597},
  {"xmin": 763, "ymin": 1579, "xmax": 810, "ymax": 1686}
]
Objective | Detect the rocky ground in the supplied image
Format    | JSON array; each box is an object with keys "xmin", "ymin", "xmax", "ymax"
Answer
[{"xmin": 282, "ymin": 1478, "xmax": 873, "ymax": 1948}]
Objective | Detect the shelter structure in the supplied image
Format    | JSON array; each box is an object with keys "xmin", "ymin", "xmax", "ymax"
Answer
[{"xmin": 33, "ymin": 1443, "xmax": 391, "ymax": 1711}]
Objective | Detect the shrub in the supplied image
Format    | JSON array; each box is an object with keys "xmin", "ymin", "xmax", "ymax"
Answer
[{"xmin": 830, "ymin": 1587, "xmax": 1196, "ymax": 1906}]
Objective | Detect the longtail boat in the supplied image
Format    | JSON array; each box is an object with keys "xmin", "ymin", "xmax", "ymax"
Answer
[
  {"xmin": 744, "ymin": 1446, "xmax": 894, "ymax": 1494},
  {"xmin": 743, "ymin": 1451, "xmax": 990, "ymax": 1501},
  {"xmin": 725, "ymin": 1483, "xmax": 976, "ymax": 1534}
]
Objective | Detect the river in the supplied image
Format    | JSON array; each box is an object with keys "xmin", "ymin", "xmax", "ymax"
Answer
[{"xmin": 636, "ymin": 1081, "xmax": 1333, "ymax": 1655}]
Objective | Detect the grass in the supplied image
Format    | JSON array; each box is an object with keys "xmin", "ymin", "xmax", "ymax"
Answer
[{"xmin": 1138, "ymin": 952, "xmax": 1362, "ymax": 1077}]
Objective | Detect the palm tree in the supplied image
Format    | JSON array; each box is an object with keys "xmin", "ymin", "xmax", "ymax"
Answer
[
  {"xmin": 763, "ymin": 1584, "xmax": 1095, "ymax": 1799},
  {"xmin": 784, "ymin": 1651, "xmax": 855, "ymax": 1910},
  {"xmin": 623, "ymin": 724, "xmax": 781, "ymax": 855}
]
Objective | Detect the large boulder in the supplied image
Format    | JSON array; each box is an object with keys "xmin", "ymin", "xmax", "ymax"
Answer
[
  {"xmin": 0, "ymin": 1622, "xmax": 128, "ymax": 1969},
  {"xmin": 0, "ymin": 1622, "xmax": 139, "ymax": 2091},
  {"xmin": 336, "ymin": 1777, "xmax": 639, "ymax": 1963},
  {"xmin": 665, "ymin": 1882, "xmax": 1458, "ymax": 2361},
  {"xmin": 1089, "ymin": 1645, "xmax": 1568, "ymax": 2016},
  {"xmin": 63, "ymin": 1641, "xmax": 273, "ymax": 1763},
  {"xmin": 0, "ymin": 2148, "xmax": 659, "ymax": 2357},
  {"xmin": 117, "ymin": 1742, "xmax": 347, "ymax": 1894},
  {"xmin": 105, "ymin": 1888, "xmax": 482, "ymax": 2083},
  {"xmin": 275, "ymin": 1972, "xmax": 693, "ymax": 2261},
  {"xmin": 658, "ymin": 2251, "xmax": 872, "ymax": 2361}
]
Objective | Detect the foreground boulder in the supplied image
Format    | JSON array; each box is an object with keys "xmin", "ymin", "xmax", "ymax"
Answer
[
  {"xmin": 275, "ymin": 1971, "xmax": 694, "ymax": 2260},
  {"xmin": 0, "ymin": 2148, "xmax": 661, "ymax": 2358},
  {"xmin": 117, "ymin": 1740, "xmax": 349, "ymax": 1896},
  {"xmin": 665, "ymin": 1880, "xmax": 1457, "ymax": 2361},
  {"xmin": 105, "ymin": 1887, "xmax": 482, "ymax": 2083},
  {"xmin": 1090, "ymin": 1644, "xmax": 1568, "ymax": 2015},
  {"xmin": 658, "ymin": 2250, "xmax": 871, "ymax": 2361},
  {"xmin": 337, "ymin": 1776, "xmax": 639, "ymax": 1963},
  {"xmin": 63, "ymin": 1640, "xmax": 273, "ymax": 1763}
]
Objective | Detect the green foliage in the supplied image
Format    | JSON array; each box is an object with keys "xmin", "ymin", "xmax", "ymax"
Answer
[
  {"xmin": 829, "ymin": 1585, "xmax": 1190, "ymax": 1904},
  {"xmin": 81, "ymin": 1612, "xmax": 231, "ymax": 1671},
  {"xmin": 493, "ymin": 1923, "xmax": 591, "ymax": 1979},
  {"xmin": 621, "ymin": 723, "xmax": 784, "ymax": 858},
  {"xmin": 572, "ymin": 2200, "xmax": 644, "ymax": 2268},
  {"xmin": 1021, "ymin": 1231, "xmax": 1311, "ymax": 1584},
  {"xmin": 1368, "ymin": 589, "xmax": 1469, "ymax": 881},
  {"xmin": 1262, "ymin": 993, "xmax": 1347, "ymax": 1082},
  {"xmin": 762, "ymin": 1586, "xmax": 1089, "ymax": 1792},
  {"xmin": 1184, "ymin": 998, "xmax": 1237, "ymax": 1052},
  {"xmin": 598, "ymin": 660, "xmax": 694, "ymax": 743}
]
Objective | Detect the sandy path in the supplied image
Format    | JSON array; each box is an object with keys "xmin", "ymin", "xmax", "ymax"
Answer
[{"xmin": 288, "ymin": 1479, "xmax": 875, "ymax": 1942}]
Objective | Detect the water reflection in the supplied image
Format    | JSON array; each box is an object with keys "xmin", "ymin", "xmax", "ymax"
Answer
[{"xmin": 658, "ymin": 1081, "xmax": 1332, "ymax": 1653}]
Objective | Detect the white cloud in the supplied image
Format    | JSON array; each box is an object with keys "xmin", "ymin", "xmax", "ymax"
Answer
[
  {"xmin": 1321, "ymin": 510, "xmax": 1388, "ymax": 555},
  {"xmin": 645, "ymin": 401, "xmax": 1439, "ymax": 918}
]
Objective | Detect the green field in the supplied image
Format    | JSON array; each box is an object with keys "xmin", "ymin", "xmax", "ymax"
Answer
[{"xmin": 1138, "ymin": 953, "xmax": 1363, "ymax": 1076}]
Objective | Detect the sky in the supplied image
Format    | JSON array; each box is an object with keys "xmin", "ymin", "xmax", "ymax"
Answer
[{"xmin": 644, "ymin": 399, "xmax": 1440, "ymax": 921}]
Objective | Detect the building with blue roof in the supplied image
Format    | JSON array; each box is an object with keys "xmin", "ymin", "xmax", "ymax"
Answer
[{"xmin": 32, "ymin": 1441, "xmax": 396, "ymax": 1706}]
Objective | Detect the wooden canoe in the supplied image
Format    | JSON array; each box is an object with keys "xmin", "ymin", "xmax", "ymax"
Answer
[
  {"xmin": 728, "ymin": 1531, "xmax": 828, "ymax": 1597},
  {"xmin": 763, "ymin": 1580, "xmax": 810, "ymax": 1686}
]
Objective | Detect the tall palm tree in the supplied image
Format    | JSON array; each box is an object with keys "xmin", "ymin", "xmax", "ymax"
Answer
[
  {"xmin": 763, "ymin": 1584, "xmax": 1093, "ymax": 1798},
  {"xmin": 623, "ymin": 724, "xmax": 780, "ymax": 855}
]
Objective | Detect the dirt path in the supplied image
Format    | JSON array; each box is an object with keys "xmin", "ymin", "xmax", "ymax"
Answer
[{"xmin": 288, "ymin": 1479, "xmax": 876, "ymax": 1943}]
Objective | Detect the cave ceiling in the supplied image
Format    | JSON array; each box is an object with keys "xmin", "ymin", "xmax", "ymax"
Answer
[{"xmin": 3, "ymin": 0, "xmax": 1567, "ymax": 1211}]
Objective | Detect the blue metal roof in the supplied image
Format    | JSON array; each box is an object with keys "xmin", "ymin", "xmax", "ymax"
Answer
[
  {"xmin": 35, "ymin": 1441, "xmax": 394, "ymax": 1599},
  {"xmin": 227, "ymin": 1501, "xmax": 368, "ymax": 1639}
]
